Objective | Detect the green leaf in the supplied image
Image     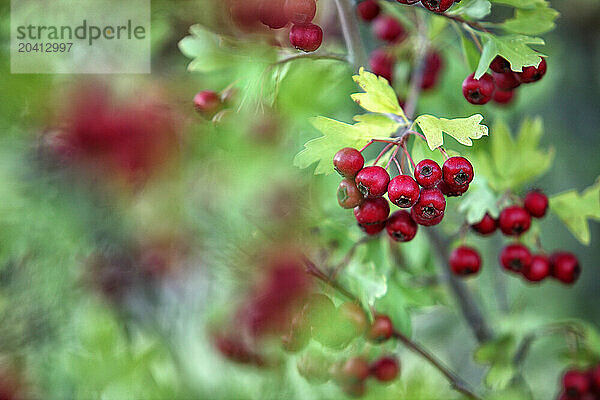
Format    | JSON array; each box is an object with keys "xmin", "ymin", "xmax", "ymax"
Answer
[
  {"xmin": 550, "ymin": 178, "xmax": 600, "ymax": 245},
  {"xmin": 448, "ymin": 0, "xmax": 492, "ymax": 19},
  {"xmin": 342, "ymin": 260, "xmax": 388, "ymax": 310},
  {"xmin": 461, "ymin": 32, "xmax": 481, "ymax": 72},
  {"xmin": 474, "ymin": 334, "xmax": 517, "ymax": 365},
  {"xmin": 501, "ymin": 3, "xmax": 559, "ymax": 35},
  {"xmin": 294, "ymin": 116, "xmax": 400, "ymax": 175},
  {"xmin": 458, "ymin": 177, "xmax": 500, "ymax": 223},
  {"xmin": 413, "ymin": 114, "xmax": 489, "ymax": 150},
  {"xmin": 485, "ymin": 364, "xmax": 516, "ymax": 390},
  {"xmin": 474, "ymin": 34, "xmax": 546, "ymax": 79},
  {"xmin": 351, "ymin": 68, "xmax": 407, "ymax": 119},
  {"xmin": 490, "ymin": 0, "xmax": 545, "ymax": 9}
]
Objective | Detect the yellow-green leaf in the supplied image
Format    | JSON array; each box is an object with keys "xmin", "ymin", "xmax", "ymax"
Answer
[
  {"xmin": 351, "ymin": 68, "xmax": 406, "ymax": 120},
  {"xmin": 413, "ymin": 114, "xmax": 489, "ymax": 150}
]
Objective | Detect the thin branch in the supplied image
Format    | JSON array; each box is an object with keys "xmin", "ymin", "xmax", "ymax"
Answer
[
  {"xmin": 333, "ymin": 0, "xmax": 368, "ymax": 70},
  {"xmin": 273, "ymin": 52, "xmax": 348, "ymax": 67}
]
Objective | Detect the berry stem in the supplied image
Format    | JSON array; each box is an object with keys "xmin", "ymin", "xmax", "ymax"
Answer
[
  {"xmin": 401, "ymin": 143, "xmax": 416, "ymax": 173},
  {"xmin": 359, "ymin": 138, "xmax": 397, "ymax": 152},
  {"xmin": 385, "ymin": 145, "xmax": 401, "ymax": 172},
  {"xmin": 373, "ymin": 142, "xmax": 396, "ymax": 165}
]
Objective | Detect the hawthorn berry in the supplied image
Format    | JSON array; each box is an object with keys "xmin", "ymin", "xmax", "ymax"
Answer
[
  {"xmin": 462, "ymin": 73, "xmax": 495, "ymax": 105},
  {"xmin": 368, "ymin": 315, "xmax": 393, "ymax": 343},
  {"xmin": 492, "ymin": 71, "xmax": 520, "ymax": 91},
  {"xmin": 442, "ymin": 156, "xmax": 474, "ymax": 187},
  {"xmin": 194, "ymin": 91, "xmax": 222, "ymax": 115},
  {"xmin": 386, "ymin": 210, "xmax": 418, "ymax": 242},
  {"xmin": 354, "ymin": 197, "xmax": 390, "ymax": 232},
  {"xmin": 338, "ymin": 179, "xmax": 364, "ymax": 209},
  {"xmin": 562, "ymin": 369, "xmax": 591, "ymax": 398},
  {"xmin": 550, "ymin": 252, "xmax": 581, "ymax": 284},
  {"xmin": 414, "ymin": 159, "xmax": 442, "ymax": 188},
  {"xmin": 472, "ymin": 213, "xmax": 497, "ymax": 235},
  {"xmin": 498, "ymin": 205, "xmax": 531, "ymax": 236},
  {"xmin": 373, "ymin": 16, "xmax": 405, "ymax": 43},
  {"xmin": 370, "ymin": 357, "xmax": 400, "ymax": 383},
  {"xmin": 411, "ymin": 187, "xmax": 446, "ymax": 226},
  {"xmin": 396, "ymin": 0, "xmax": 420, "ymax": 4},
  {"xmin": 522, "ymin": 254, "xmax": 551, "ymax": 282},
  {"xmin": 369, "ymin": 49, "xmax": 395, "ymax": 83},
  {"xmin": 500, "ymin": 244, "xmax": 532, "ymax": 273},
  {"xmin": 388, "ymin": 175, "xmax": 420, "ymax": 207},
  {"xmin": 421, "ymin": 0, "xmax": 455, "ymax": 13},
  {"xmin": 333, "ymin": 147, "xmax": 364, "ymax": 178},
  {"xmin": 355, "ymin": 166, "xmax": 390, "ymax": 198},
  {"xmin": 335, "ymin": 357, "xmax": 370, "ymax": 385},
  {"xmin": 361, "ymin": 222, "xmax": 387, "ymax": 235},
  {"xmin": 450, "ymin": 246, "xmax": 481, "ymax": 276},
  {"xmin": 420, "ymin": 51, "xmax": 443, "ymax": 90},
  {"xmin": 438, "ymin": 181, "xmax": 470, "ymax": 197},
  {"xmin": 524, "ymin": 190, "xmax": 548, "ymax": 218},
  {"xmin": 284, "ymin": 0, "xmax": 317, "ymax": 24},
  {"xmin": 493, "ymin": 89, "xmax": 516, "ymax": 105},
  {"xmin": 518, "ymin": 58, "xmax": 547, "ymax": 83},
  {"xmin": 489, "ymin": 55, "xmax": 511, "ymax": 73},
  {"xmin": 289, "ymin": 23, "xmax": 323, "ymax": 52},
  {"xmin": 259, "ymin": 0, "xmax": 289, "ymax": 29},
  {"xmin": 357, "ymin": 0, "xmax": 380, "ymax": 21}
]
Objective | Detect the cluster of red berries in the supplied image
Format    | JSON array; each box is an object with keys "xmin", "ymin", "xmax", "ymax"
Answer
[
  {"xmin": 334, "ymin": 147, "xmax": 474, "ymax": 240},
  {"xmin": 329, "ymin": 354, "xmax": 400, "ymax": 397},
  {"xmin": 463, "ymin": 56, "xmax": 547, "ymax": 106},
  {"xmin": 260, "ymin": 0, "xmax": 322, "ymax": 52},
  {"xmin": 558, "ymin": 364, "xmax": 600, "ymax": 400}
]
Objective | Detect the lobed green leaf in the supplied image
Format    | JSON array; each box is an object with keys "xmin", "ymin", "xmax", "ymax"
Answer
[
  {"xmin": 474, "ymin": 34, "xmax": 546, "ymax": 79},
  {"xmin": 413, "ymin": 114, "xmax": 489, "ymax": 150}
]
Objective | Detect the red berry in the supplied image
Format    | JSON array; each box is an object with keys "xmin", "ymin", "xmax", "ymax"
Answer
[
  {"xmin": 368, "ymin": 315, "xmax": 393, "ymax": 343},
  {"xmin": 411, "ymin": 207, "xmax": 443, "ymax": 226},
  {"xmin": 386, "ymin": 210, "xmax": 418, "ymax": 242},
  {"xmin": 550, "ymin": 252, "xmax": 580, "ymax": 284},
  {"xmin": 333, "ymin": 147, "xmax": 364, "ymax": 178},
  {"xmin": 518, "ymin": 58, "xmax": 547, "ymax": 83},
  {"xmin": 438, "ymin": 181, "xmax": 470, "ymax": 197},
  {"xmin": 354, "ymin": 197, "xmax": 390, "ymax": 229},
  {"xmin": 421, "ymin": 0, "xmax": 455, "ymax": 13},
  {"xmin": 462, "ymin": 73, "xmax": 495, "ymax": 105},
  {"xmin": 289, "ymin": 23, "xmax": 323, "ymax": 52},
  {"xmin": 370, "ymin": 357, "xmax": 400, "ymax": 382},
  {"xmin": 259, "ymin": 0, "xmax": 289, "ymax": 29},
  {"xmin": 194, "ymin": 91, "xmax": 222, "ymax": 115},
  {"xmin": 369, "ymin": 49, "xmax": 395, "ymax": 83},
  {"xmin": 373, "ymin": 16, "xmax": 406, "ymax": 43},
  {"xmin": 338, "ymin": 179, "xmax": 364, "ymax": 209},
  {"xmin": 356, "ymin": 166, "xmax": 390, "ymax": 198},
  {"xmin": 411, "ymin": 188, "xmax": 446, "ymax": 226},
  {"xmin": 472, "ymin": 213, "xmax": 497, "ymax": 235},
  {"xmin": 522, "ymin": 254, "xmax": 550, "ymax": 282},
  {"xmin": 563, "ymin": 369, "xmax": 591, "ymax": 398},
  {"xmin": 396, "ymin": 0, "xmax": 420, "ymax": 4},
  {"xmin": 388, "ymin": 175, "xmax": 420, "ymax": 207},
  {"xmin": 493, "ymin": 89, "xmax": 516, "ymax": 105},
  {"xmin": 414, "ymin": 159, "xmax": 442, "ymax": 188},
  {"xmin": 357, "ymin": 0, "xmax": 380, "ymax": 21},
  {"xmin": 420, "ymin": 51, "xmax": 443, "ymax": 90},
  {"xmin": 498, "ymin": 206, "xmax": 531, "ymax": 236},
  {"xmin": 361, "ymin": 222, "xmax": 386, "ymax": 235},
  {"xmin": 500, "ymin": 244, "xmax": 532, "ymax": 273},
  {"xmin": 442, "ymin": 156, "xmax": 474, "ymax": 187},
  {"xmin": 590, "ymin": 365, "xmax": 600, "ymax": 392},
  {"xmin": 284, "ymin": 0, "xmax": 317, "ymax": 24},
  {"xmin": 489, "ymin": 56, "xmax": 511, "ymax": 73},
  {"xmin": 450, "ymin": 246, "xmax": 481, "ymax": 276},
  {"xmin": 524, "ymin": 190, "xmax": 548, "ymax": 218},
  {"xmin": 339, "ymin": 357, "xmax": 370, "ymax": 384},
  {"xmin": 493, "ymin": 71, "xmax": 520, "ymax": 91}
]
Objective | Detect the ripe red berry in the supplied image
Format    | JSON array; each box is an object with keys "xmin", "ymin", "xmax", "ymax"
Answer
[
  {"xmin": 289, "ymin": 23, "xmax": 323, "ymax": 52},
  {"xmin": 339, "ymin": 357, "xmax": 371, "ymax": 385},
  {"xmin": 438, "ymin": 181, "xmax": 470, "ymax": 197},
  {"xmin": 388, "ymin": 175, "xmax": 420, "ymax": 207},
  {"xmin": 500, "ymin": 244, "xmax": 532, "ymax": 273},
  {"xmin": 522, "ymin": 254, "xmax": 551, "ymax": 282},
  {"xmin": 333, "ymin": 147, "xmax": 364, "ymax": 178},
  {"xmin": 354, "ymin": 197, "xmax": 390, "ymax": 231},
  {"xmin": 550, "ymin": 252, "xmax": 581, "ymax": 284},
  {"xmin": 338, "ymin": 179, "xmax": 364, "ymax": 209},
  {"xmin": 396, "ymin": 0, "xmax": 420, "ymax": 4},
  {"xmin": 369, "ymin": 49, "xmax": 395, "ymax": 83},
  {"xmin": 368, "ymin": 315, "xmax": 393, "ymax": 343},
  {"xmin": 259, "ymin": 0, "xmax": 289, "ymax": 29},
  {"xmin": 472, "ymin": 213, "xmax": 497, "ymax": 235},
  {"xmin": 450, "ymin": 246, "xmax": 481, "ymax": 276},
  {"xmin": 420, "ymin": 51, "xmax": 443, "ymax": 90},
  {"xmin": 421, "ymin": 0, "xmax": 455, "ymax": 13},
  {"xmin": 361, "ymin": 222, "xmax": 386, "ymax": 235},
  {"xmin": 355, "ymin": 166, "xmax": 390, "ymax": 198},
  {"xmin": 563, "ymin": 369, "xmax": 591, "ymax": 398},
  {"xmin": 462, "ymin": 73, "xmax": 495, "ymax": 105},
  {"xmin": 370, "ymin": 357, "xmax": 400, "ymax": 383},
  {"xmin": 524, "ymin": 190, "xmax": 548, "ymax": 218},
  {"xmin": 414, "ymin": 159, "xmax": 442, "ymax": 188},
  {"xmin": 284, "ymin": 0, "xmax": 317, "ymax": 24},
  {"xmin": 493, "ymin": 71, "xmax": 520, "ymax": 91},
  {"xmin": 489, "ymin": 55, "xmax": 511, "ymax": 73},
  {"xmin": 493, "ymin": 89, "xmax": 516, "ymax": 105},
  {"xmin": 357, "ymin": 0, "xmax": 380, "ymax": 21},
  {"xmin": 194, "ymin": 91, "xmax": 222, "ymax": 115},
  {"xmin": 411, "ymin": 187, "xmax": 446, "ymax": 226},
  {"xmin": 518, "ymin": 58, "xmax": 547, "ymax": 83},
  {"xmin": 498, "ymin": 206, "xmax": 531, "ymax": 236},
  {"xmin": 442, "ymin": 156, "xmax": 474, "ymax": 187},
  {"xmin": 373, "ymin": 16, "xmax": 405, "ymax": 43},
  {"xmin": 386, "ymin": 210, "xmax": 418, "ymax": 242}
]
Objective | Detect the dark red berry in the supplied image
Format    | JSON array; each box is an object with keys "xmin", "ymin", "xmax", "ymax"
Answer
[
  {"xmin": 259, "ymin": 0, "xmax": 289, "ymax": 29},
  {"xmin": 388, "ymin": 175, "xmax": 420, "ymax": 207},
  {"xmin": 590, "ymin": 365, "xmax": 600, "ymax": 392},
  {"xmin": 333, "ymin": 147, "xmax": 364, "ymax": 178},
  {"xmin": 499, "ymin": 206, "xmax": 531, "ymax": 236},
  {"xmin": 472, "ymin": 213, "xmax": 497, "ymax": 235},
  {"xmin": 194, "ymin": 91, "xmax": 222, "ymax": 115},
  {"xmin": 489, "ymin": 56, "xmax": 511, "ymax": 73},
  {"xmin": 450, "ymin": 246, "xmax": 481, "ymax": 276},
  {"xmin": 414, "ymin": 159, "xmax": 442, "ymax": 188},
  {"xmin": 355, "ymin": 166, "xmax": 390, "ymax": 198},
  {"xmin": 562, "ymin": 369, "xmax": 591, "ymax": 398},
  {"xmin": 370, "ymin": 357, "xmax": 400, "ymax": 383},
  {"xmin": 289, "ymin": 23, "xmax": 323, "ymax": 52},
  {"xmin": 368, "ymin": 315, "xmax": 393, "ymax": 343},
  {"xmin": 438, "ymin": 181, "xmax": 470, "ymax": 197},
  {"xmin": 354, "ymin": 197, "xmax": 390, "ymax": 230},
  {"xmin": 493, "ymin": 71, "xmax": 520, "ymax": 91},
  {"xmin": 442, "ymin": 156, "xmax": 474, "ymax": 187},
  {"xmin": 518, "ymin": 58, "xmax": 547, "ymax": 83},
  {"xmin": 524, "ymin": 190, "xmax": 548, "ymax": 218},
  {"xmin": 420, "ymin": 51, "xmax": 443, "ymax": 90},
  {"xmin": 338, "ymin": 179, "xmax": 364, "ymax": 209},
  {"xmin": 373, "ymin": 16, "xmax": 405, "ymax": 43},
  {"xmin": 396, "ymin": 0, "xmax": 420, "ymax": 4},
  {"xmin": 550, "ymin": 252, "xmax": 580, "ymax": 284},
  {"xmin": 369, "ymin": 49, "xmax": 395, "ymax": 83},
  {"xmin": 357, "ymin": 0, "xmax": 380, "ymax": 21},
  {"xmin": 421, "ymin": 0, "xmax": 454, "ymax": 13},
  {"xmin": 522, "ymin": 254, "xmax": 550, "ymax": 282},
  {"xmin": 500, "ymin": 244, "xmax": 532, "ymax": 273},
  {"xmin": 411, "ymin": 207, "xmax": 443, "ymax": 226},
  {"xmin": 411, "ymin": 188, "xmax": 446, "ymax": 226},
  {"xmin": 462, "ymin": 73, "xmax": 495, "ymax": 105},
  {"xmin": 284, "ymin": 0, "xmax": 317, "ymax": 24},
  {"xmin": 386, "ymin": 210, "xmax": 418, "ymax": 242},
  {"xmin": 493, "ymin": 89, "xmax": 516, "ymax": 105},
  {"xmin": 361, "ymin": 222, "xmax": 386, "ymax": 235},
  {"xmin": 338, "ymin": 357, "xmax": 370, "ymax": 385}
]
